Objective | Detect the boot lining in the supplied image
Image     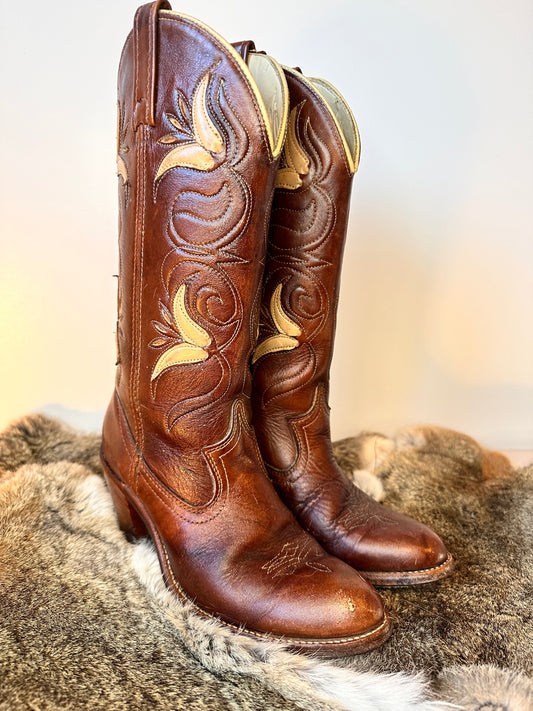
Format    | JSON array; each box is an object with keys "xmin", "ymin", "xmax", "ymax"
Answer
[
  {"xmin": 308, "ymin": 77, "xmax": 360, "ymax": 173},
  {"xmin": 163, "ymin": 10, "xmax": 288, "ymax": 157},
  {"xmin": 247, "ymin": 53, "xmax": 285, "ymax": 156}
]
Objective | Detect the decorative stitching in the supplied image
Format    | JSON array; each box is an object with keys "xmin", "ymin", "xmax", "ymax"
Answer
[
  {"xmin": 221, "ymin": 86, "xmax": 251, "ymax": 169},
  {"xmin": 138, "ymin": 126, "xmax": 147, "ymax": 451},
  {"xmin": 261, "ymin": 343, "xmax": 318, "ymax": 408},
  {"xmin": 252, "ymin": 283, "xmax": 302, "ymax": 364},
  {"xmin": 157, "ymin": 534, "xmax": 390, "ymax": 645},
  {"xmin": 274, "ymin": 103, "xmax": 309, "ymax": 190},
  {"xmin": 149, "ymin": 71, "xmax": 251, "ymax": 430},
  {"xmin": 153, "ymin": 71, "xmax": 224, "ymax": 194},
  {"xmin": 290, "ymin": 70, "xmax": 352, "ymax": 175},
  {"xmin": 266, "ymin": 383, "xmax": 327, "ymax": 478},
  {"xmin": 261, "ymin": 538, "xmax": 332, "ymax": 578},
  {"xmin": 142, "ymin": 404, "xmax": 261, "ymax": 521},
  {"xmin": 167, "ymin": 353, "xmax": 230, "ymax": 432},
  {"xmin": 142, "ymin": 462, "xmax": 224, "ymax": 526},
  {"xmin": 151, "ymin": 282, "xmax": 211, "ymax": 383},
  {"xmin": 160, "ymin": 14, "xmax": 273, "ymax": 160}
]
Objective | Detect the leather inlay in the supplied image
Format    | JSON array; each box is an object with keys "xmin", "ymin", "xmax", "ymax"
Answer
[
  {"xmin": 275, "ymin": 103, "xmax": 309, "ymax": 189},
  {"xmin": 154, "ymin": 71, "xmax": 224, "ymax": 185},
  {"xmin": 151, "ymin": 283, "xmax": 211, "ymax": 381},
  {"xmin": 252, "ymin": 283, "xmax": 301, "ymax": 364}
]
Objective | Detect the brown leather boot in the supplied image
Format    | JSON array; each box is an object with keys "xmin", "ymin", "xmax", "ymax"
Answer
[
  {"xmin": 101, "ymin": 1, "xmax": 392, "ymax": 655},
  {"xmin": 251, "ymin": 66, "xmax": 454, "ymax": 586}
]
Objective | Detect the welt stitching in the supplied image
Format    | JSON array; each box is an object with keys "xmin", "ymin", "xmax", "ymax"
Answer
[
  {"xmin": 360, "ymin": 554, "xmax": 453, "ymax": 577},
  {"xmin": 158, "ymin": 535, "xmax": 390, "ymax": 644}
]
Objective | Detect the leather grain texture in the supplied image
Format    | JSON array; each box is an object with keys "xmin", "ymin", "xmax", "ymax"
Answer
[
  {"xmin": 102, "ymin": 2, "xmax": 390, "ymax": 653},
  {"xmin": 252, "ymin": 68, "xmax": 453, "ymax": 584}
]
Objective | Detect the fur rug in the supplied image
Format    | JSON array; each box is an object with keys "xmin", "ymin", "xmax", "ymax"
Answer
[{"xmin": 0, "ymin": 415, "xmax": 531, "ymax": 711}]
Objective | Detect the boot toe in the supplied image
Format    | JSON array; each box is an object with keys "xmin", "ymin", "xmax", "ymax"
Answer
[
  {"xmin": 347, "ymin": 510, "xmax": 453, "ymax": 585},
  {"xmin": 207, "ymin": 530, "xmax": 391, "ymax": 654},
  {"xmin": 261, "ymin": 556, "xmax": 391, "ymax": 655}
]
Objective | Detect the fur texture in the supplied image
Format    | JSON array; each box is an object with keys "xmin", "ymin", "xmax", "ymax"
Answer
[
  {"xmin": 0, "ymin": 415, "xmax": 531, "ymax": 710},
  {"xmin": 334, "ymin": 425, "xmax": 532, "ymax": 680},
  {"xmin": 434, "ymin": 665, "xmax": 533, "ymax": 711}
]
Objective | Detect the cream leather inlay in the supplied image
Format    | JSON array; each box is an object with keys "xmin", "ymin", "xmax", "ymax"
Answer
[
  {"xmin": 247, "ymin": 53, "xmax": 286, "ymax": 156},
  {"xmin": 191, "ymin": 72, "xmax": 224, "ymax": 154},
  {"xmin": 165, "ymin": 10, "xmax": 289, "ymax": 158},
  {"xmin": 117, "ymin": 156, "xmax": 128, "ymax": 184},
  {"xmin": 152, "ymin": 283, "xmax": 211, "ymax": 381},
  {"xmin": 116, "ymin": 102, "xmax": 128, "ymax": 184},
  {"xmin": 252, "ymin": 283, "xmax": 301, "ymax": 364},
  {"xmin": 155, "ymin": 71, "xmax": 224, "ymax": 184},
  {"xmin": 152, "ymin": 342, "xmax": 208, "ymax": 381},
  {"xmin": 271, "ymin": 282, "xmax": 301, "ymax": 337},
  {"xmin": 275, "ymin": 104, "xmax": 309, "ymax": 190}
]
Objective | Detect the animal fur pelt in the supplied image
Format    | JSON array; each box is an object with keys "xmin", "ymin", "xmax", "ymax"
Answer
[{"xmin": 0, "ymin": 415, "xmax": 531, "ymax": 711}]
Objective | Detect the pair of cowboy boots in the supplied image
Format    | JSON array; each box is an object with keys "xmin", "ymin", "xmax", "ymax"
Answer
[{"xmin": 101, "ymin": 0, "xmax": 453, "ymax": 657}]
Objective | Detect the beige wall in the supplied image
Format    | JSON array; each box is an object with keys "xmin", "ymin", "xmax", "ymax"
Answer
[{"xmin": 1, "ymin": 0, "xmax": 532, "ymax": 447}]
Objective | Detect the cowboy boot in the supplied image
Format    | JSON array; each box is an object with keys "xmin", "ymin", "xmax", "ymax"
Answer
[
  {"xmin": 252, "ymin": 66, "xmax": 454, "ymax": 586},
  {"xmin": 101, "ymin": 1, "xmax": 392, "ymax": 655}
]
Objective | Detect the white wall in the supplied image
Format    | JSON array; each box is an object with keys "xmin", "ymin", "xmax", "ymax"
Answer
[{"xmin": 1, "ymin": 0, "xmax": 532, "ymax": 447}]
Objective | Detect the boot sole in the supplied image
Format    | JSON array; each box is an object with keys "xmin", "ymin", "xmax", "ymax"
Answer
[
  {"xmin": 101, "ymin": 452, "xmax": 392, "ymax": 656},
  {"xmin": 358, "ymin": 554, "xmax": 454, "ymax": 587}
]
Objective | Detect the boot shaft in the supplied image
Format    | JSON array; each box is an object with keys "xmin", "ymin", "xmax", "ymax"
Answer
[
  {"xmin": 251, "ymin": 69, "xmax": 452, "ymax": 585},
  {"xmin": 113, "ymin": 3, "xmax": 288, "ymax": 471},
  {"xmin": 252, "ymin": 67, "xmax": 360, "ymax": 470}
]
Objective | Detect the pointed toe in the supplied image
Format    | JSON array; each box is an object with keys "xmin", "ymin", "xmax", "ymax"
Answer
[{"xmin": 351, "ymin": 513, "xmax": 455, "ymax": 586}]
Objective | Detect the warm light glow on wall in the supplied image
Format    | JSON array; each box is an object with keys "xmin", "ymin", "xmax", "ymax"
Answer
[{"xmin": 1, "ymin": 0, "xmax": 532, "ymax": 448}]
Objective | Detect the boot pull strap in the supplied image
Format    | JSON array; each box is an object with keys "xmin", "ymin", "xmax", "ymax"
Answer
[
  {"xmin": 231, "ymin": 40, "xmax": 256, "ymax": 63},
  {"xmin": 133, "ymin": 0, "xmax": 171, "ymax": 130}
]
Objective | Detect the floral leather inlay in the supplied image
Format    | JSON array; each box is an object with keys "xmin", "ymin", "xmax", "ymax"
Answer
[
  {"xmin": 150, "ymin": 282, "xmax": 210, "ymax": 381},
  {"xmin": 155, "ymin": 71, "xmax": 224, "ymax": 184},
  {"xmin": 252, "ymin": 283, "xmax": 302, "ymax": 364}
]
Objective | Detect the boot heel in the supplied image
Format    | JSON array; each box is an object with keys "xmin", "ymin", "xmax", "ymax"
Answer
[{"xmin": 102, "ymin": 465, "xmax": 148, "ymax": 540}]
